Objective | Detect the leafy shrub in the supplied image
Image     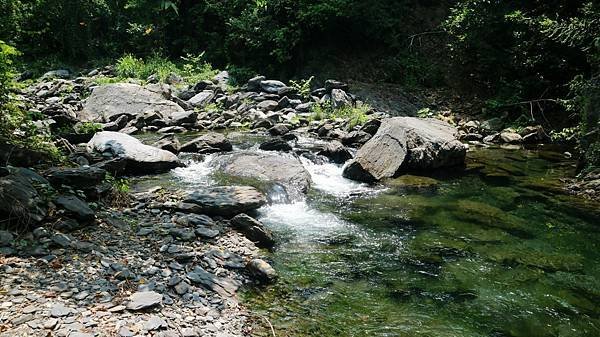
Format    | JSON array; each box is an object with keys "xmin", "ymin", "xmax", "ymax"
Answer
[
  {"xmin": 0, "ymin": 40, "xmax": 62, "ymax": 162},
  {"xmin": 180, "ymin": 52, "xmax": 218, "ymax": 83},
  {"xmin": 103, "ymin": 173, "xmax": 131, "ymax": 208},
  {"xmin": 289, "ymin": 76, "xmax": 314, "ymax": 99},
  {"xmin": 227, "ymin": 65, "xmax": 256, "ymax": 87},
  {"xmin": 75, "ymin": 122, "xmax": 103, "ymax": 134},
  {"xmin": 310, "ymin": 101, "xmax": 371, "ymax": 129},
  {"xmin": 115, "ymin": 53, "xmax": 179, "ymax": 82}
]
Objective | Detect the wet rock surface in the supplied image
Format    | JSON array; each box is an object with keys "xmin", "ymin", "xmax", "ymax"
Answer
[
  {"xmin": 181, "ymin": 186, "xmax": 267, "ymax": 216},
  {"xmin": 213, "ymin": 152, "xmax": 312, "ymax": 199}
]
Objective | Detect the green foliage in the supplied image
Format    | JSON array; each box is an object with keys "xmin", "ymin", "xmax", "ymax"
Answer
[
  {"xmin": 0, "ymin": 41, "xmax": 63, "ymax": 162},
  {"xmin": 180, "ymin": 52, "xmax": 218, "ymax": 84},
  {"xmin": 310, "ymin": 101, "xmax": 371, "ymax": 129},
  {"xmin": 0, "ymin": 40, "xmax": 19, "ymax": 103},
  {"xmin": 115, "ymin": 53, "xmax": 178, "ymax": 82},
  {"xmin": 75, "ymin": 122, "xmax": 103, "ymax": 134},
  {"xmin": 289, "ymin": 76, "xmax": 314, "ymax": 99},
  {"xmin": 103, "ymin": 173, "xmax": 131, "ymax": 207},
  {"xmin": 114, "ymin": 53, "xmax": 217, "ymax": 84}
]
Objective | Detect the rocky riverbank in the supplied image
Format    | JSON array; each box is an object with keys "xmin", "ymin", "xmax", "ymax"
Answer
[{"xmin": 0, "ymin": 68, "xmax": 594, "ymax": 336}]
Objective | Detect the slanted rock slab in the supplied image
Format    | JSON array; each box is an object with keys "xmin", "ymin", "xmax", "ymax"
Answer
[
  {"xmin": 343, "ymin": 117, "xmax": 467, "ymax": 182},
  {"xmin": 181, "ymin": 186, "xmax": 267, "ymax": 217},
  {"xmin": 46, "ymin": 166, "xmax": 107, "ymax": 189},
  {"xmin": 54, "ymin": 195, "xmax": 95, "ymax": 222},
  {"xmin": 231, "ymin": 214, "xmax": 275, "ymax": 248}
]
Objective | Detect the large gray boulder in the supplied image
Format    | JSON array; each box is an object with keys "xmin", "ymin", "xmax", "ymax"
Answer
[
  {"xmin": 179, "ymin": 186, "xmax": 267, "ymax": 217},
  {"xmin": 260, "ymin": 80, "xmax": 287, "ymax": 94},
  {"xmin": 87, "ymin": 131, "xmax": 180, "ymax": 174},
  {"xmin": 213, "ymin": 152, "xmax": 312, "ymax": 199},
  {"xmin": 330, "ymin": 88, "xmax": 352, "ymax": 109},
  {"xmin": 343, "ymin": 117, "xmax": 467, "ymax": 182},
  {"xmin": 0, "ymin": 168, "xmax": 50, "ymax": 227},
  {"xmin": 81, "ymin": 83, "xmax": 184, "ymax": 123}
]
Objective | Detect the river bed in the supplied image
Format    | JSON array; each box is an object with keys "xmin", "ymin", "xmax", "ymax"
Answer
[{"xmin": 137, "ymin": 133, "xmax": 600, "ymax": 337}]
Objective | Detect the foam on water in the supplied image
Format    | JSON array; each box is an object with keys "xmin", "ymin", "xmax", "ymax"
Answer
[
  {"xmin": 300, "ymin": 156, "xmax": 374, "ymax": 197},
  {"xmin": 171, "ymin": 153, "xmax": 218, "ymax": 188},
  {"xmin": 170, "ymin": 148, "xmax": 378, "ymax": 241},
  {"xmin": 258, "ymin": 201, "xmax": 348, "ymax": 237}
]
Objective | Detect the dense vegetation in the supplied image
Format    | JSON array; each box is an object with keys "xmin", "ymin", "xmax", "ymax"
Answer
[{"xmin": 0, "ymin": 0, "xmax": 598, "ymax": 170}]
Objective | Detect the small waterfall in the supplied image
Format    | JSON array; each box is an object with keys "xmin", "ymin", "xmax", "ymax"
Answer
[
  {"xmin": 267, "ymin": 183, "xmax": 291, "ymax": 204},
  {"xmin": 172, "ymin": 153, "xmax": 218, "ymax": 188},
  {"xmin": 299, "ymin": 156, "xmax": 374, "ymax": 197}
]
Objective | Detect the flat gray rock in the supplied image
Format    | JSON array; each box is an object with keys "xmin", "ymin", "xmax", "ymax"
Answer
[
  {"xmin": 126, "ymin": 291, "xmax": 162, "ymax": 310},
  {"xmin": 81, "ymin": 83, "xmax": 184, "ymax": 122},
  {"xmin": 54, "ymin": 195, "xmax": 95, "ymax": 222},
  {"xmin": 186, "ymin": 266, "xmax": 238, "ymax": 297},
  {"xmin": 50, "ymin": 303, "xmax": 73, "ymax": 317},
  {"xmin": 181, "ymin": 186, "xmax": 267, "ymax": 217},
  {"xmin": 145, "ymin": 315, "xmax": 168, "ymax": 331}
]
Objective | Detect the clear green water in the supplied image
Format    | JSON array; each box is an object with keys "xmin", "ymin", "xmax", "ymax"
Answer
[{"xmin": 242, "ymin": 146, "xmax": 600, "ymax": 337}]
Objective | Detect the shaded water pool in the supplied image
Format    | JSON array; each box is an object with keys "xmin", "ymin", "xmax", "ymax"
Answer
[{"xmin": 241, "ymin": 146, "xmax": 600, "ymax": 337}]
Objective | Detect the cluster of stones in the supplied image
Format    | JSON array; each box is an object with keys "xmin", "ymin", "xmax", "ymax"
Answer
[
  {"xmin": 456, "ymin": 118, "xmax": 549, "ymax": 145},
  {"xmin": 0, "ymin": 163, "xmax": 277, "ymax": 336}
]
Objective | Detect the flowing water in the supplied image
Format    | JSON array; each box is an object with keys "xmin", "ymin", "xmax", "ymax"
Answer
[{"xmin": 137, "ymin": 134, "xmax": 600, "ymax": 337}]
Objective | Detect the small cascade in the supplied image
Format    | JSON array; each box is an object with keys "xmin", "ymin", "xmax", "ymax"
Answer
[
  {"xmin": 267, "ymin": 183, "xmax": 291, "ymax": 204},
  {"xmin": 300, "ymin": 156, "xmax": 374, "ymax": 197},
  {"xmin": 172, "ymin": 153, "xmax": 218, "ymax": 188}
]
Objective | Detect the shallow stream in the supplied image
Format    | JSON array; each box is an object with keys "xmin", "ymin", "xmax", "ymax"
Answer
[{"xmin": 138, "ymin": 134, "xmax": 600, "ymax": 337}]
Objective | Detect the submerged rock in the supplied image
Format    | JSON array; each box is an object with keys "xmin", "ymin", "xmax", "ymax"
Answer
[
  {"xmin": 386, "ymin": 175, "xmax": 439, "ymax": 191},
  {"xmin": 343, "ymin": 117, "xmax": 467, "ymax": 182},
  {"xmin": 246, "ymin": 259, "xmax": 277, "ymax": 283},
  {"xmin": 87, "ymin": 131, "xmax": 180, "ymax": 174},
  {"xmin": 180, "ymin": 186, "xmax": 267, "ymax": 217}
]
